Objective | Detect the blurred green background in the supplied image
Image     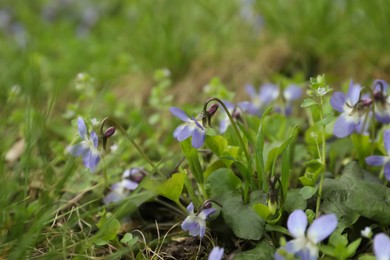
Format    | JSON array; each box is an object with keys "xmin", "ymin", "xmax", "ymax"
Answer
[{"xmin": 2, "ymin": 0, "xmax": 390, "ymax": 106}]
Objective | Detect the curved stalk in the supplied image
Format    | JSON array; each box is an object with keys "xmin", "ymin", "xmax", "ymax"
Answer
[
  {"xmin": 100, "ymin": 117, "xmax": 161, "ymax": 176},
  {"xmin": 203, "ymin": 98, "xmax": 251, "ymax": 163}
]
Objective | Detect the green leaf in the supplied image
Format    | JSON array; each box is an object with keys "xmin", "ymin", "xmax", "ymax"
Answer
[
  {"xmin": 346, "ymin": 181, "xmax": 390, "ymax": 224},
  {"xmin": 253, "ymin": 203, "xmax": 272, "ymax": 220},
  {"xmin": 205, "ymin": 168, "xmax": 242, "ymax": 200},
  {"xmin": 222, "ymin": 193, "xmax": 265, "ymax": 240},
  {"xmin": 233, "ymin": 240, "xmax": 275, "ymax": 259},
  {"xmin": 205, "ymin": 135, "xmax": 228, "ymax": 156},
  {"xmin": 346, "ymin": 238, "xmax": 362, "ymax": 258},
  {"xmin": 317, "ymin": 112, "xmax": 334, "ymax": 126},
  {"xmin": 180, "ymin": 139, "xmax": 203, "ymax": 183},
  {"xmin": 142, "ymin": 173, "xmax": 186, "ymax": 203},
  {"xmin": 120, "ymin": 233, "xmax": 138, "ymax": 246},
  {"xmin": 263, "ymin": 114, "xmax": 287, "ymax": 141},
  {"xmin": 95, "ymin": 213, "xmax": 121, "ymax": 245},
  {"xmin": 299, "ymin": 186, "xmax": 317, "ymax": 200},
  {"xmin": 321, "ymin": 162, "xmax": 363, "ymax": 229},
  {"xmin": 284, "ymin": 189, "xmax": 307, "ymax": 212},
  {"xmin": 301, "ymin": 98, "xmax": 318, "ymax": 108},
  {"xmin": 299, "ymin": 159, "xmax": 324, "ymax": 186}
]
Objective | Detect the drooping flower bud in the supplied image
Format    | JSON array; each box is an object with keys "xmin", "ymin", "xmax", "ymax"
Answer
[{"xmin": 104, "ymin": 126, "xmax": 116, "ymax": 138}]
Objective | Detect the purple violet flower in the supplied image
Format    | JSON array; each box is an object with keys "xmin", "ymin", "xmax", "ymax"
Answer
[
  {"xmin": 373, "ymin": 233, "xmax": 390, "ymax": 260},
  {"xmin": 365, "ymin": 129, "xmax": 390, "ymax": 181},
  {"xmin": 69, "ymin": 117, "xmax": 100, "ymax": 172},
  {"xmin": 239, "ymin": 83, "xmax": 279, "ymax": 116},
  {"xmin": 170, "ymin": 107, "xmax": 205, "ymax": 148},
  {"xmin": 181, "ymin": 202, "xmax": 216, "ymax": 238},
  {"xmin": 330, "ymin": 80, "xmax": 368, "ymax": 138},
  {"xmin": 208, "ymin": 246, "xmax": 224, "ymax": 260},
  {"xmin": 103, "ymin": 168, "xmax": 146, "ymax": 204},
  {"xmin": 372, "ymin": 79, "xmax": 390, "ymax": 123},
  {"xmin": 275, "ymin": 210, "xmax": 338, "ymax": 260},
  {"xmin": 283, "ymin": 84, "xmax": 303, "ymax": 115}
]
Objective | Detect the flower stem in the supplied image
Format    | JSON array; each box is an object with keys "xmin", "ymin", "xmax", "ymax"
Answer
[
  {"xmin": 315, "ymin": 97, "xmax": 327, "ymax": 218},
  {"xmin": 203, "ymin": 98, "xmax": 251, "ymax": 163},
  {"xmin": 100, "ymin": 117, "xmax": 162, "ymax": 176}
]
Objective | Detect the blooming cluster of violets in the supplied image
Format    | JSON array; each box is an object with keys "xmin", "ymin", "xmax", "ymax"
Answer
[
  {"xmin": 330, "ymin": 79, "xmax": 390, "ymax": 138},
  {"xmin": 330, "ymin": 79, "xmax": 390, "ymax": 180},
  {"xmin": 170, "ymin": 83, "xmax": 303, "ymax": 147}
]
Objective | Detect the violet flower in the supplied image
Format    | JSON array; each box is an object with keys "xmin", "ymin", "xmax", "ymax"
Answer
[
  {"xmin": 170, "ymin": 107, "xmax": 205, "ymax": 148},
  {"xmin": 365, "ymin": 129, "xmax": 390, "ymax": 181},
  {"xmin": 275, "ymin": 210, "xmax": 338, "ymax": 260},
  {"xmin": 330, "ymin": 80, "xmax": 368, "ymax": 138},
  {"xmin": 373, "ymin": 233, "xmax": 390, "ymax": 260},
  {"xmin": 208, "ymin": 246, "xmax": 224, "ymax": 260},
  {"xmin": 239, "ymin": 83, "xmax": 279, "ymax": 116},
  {"xmin": 372, "ymin": 79, "xmax": 390, "ymax": 123},
  {"xmin": 69, "ymin": 117, "xmax": 100, "ymax": 172},
  {"xmin": 181, "ymin": 202, "xmax": 216, "ymax": 238},
  {"xmin": 283, "ymin": 84, "xmax": 303, "ymax": 115},
  {"xmin": 103, "ymin": 168, "xmax": 146, "ymax": 204}
]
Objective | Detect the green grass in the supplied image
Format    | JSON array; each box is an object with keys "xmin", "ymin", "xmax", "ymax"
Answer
[{"xmin": 1, "ymin": 0, "xmax": 390, "ymax": 258}]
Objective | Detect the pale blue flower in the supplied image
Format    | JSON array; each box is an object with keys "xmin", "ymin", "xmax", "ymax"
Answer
[
  {"xmin": 70, "ymin": 117, "xmax": 100, "ymax": 172},
  {"xmin": 275, "ymin": 210, "xmax": 338, "ymax": 260},
  {"xmin": 372, "ymin": 79, "xmax": 390, "ymax": 123},
  {"xmin": 170, "ymin": 107, "xmax": 205, "ymax": 148},
  {"xmin": 330, "ymin": 80, "xmax": 367, "ymax": 138},
  {"xmin": 181, "ymin": 202, "xmax": 216, "ymax": 238},
  {"xmin": 103, "ymin": 168, "xmax": 146, "ymax": 204},
  {"xmin": 365, "ymin": 129, "xmax": 390, "ymax": 181},
  {"xmin": 208, "ymin": 246, "xmax": 224, "ymax": 260},
  {"xmin": 373, "ymin": 233, "xmax": 390, "ymax": 260},
  {"xmin": 239, "ymin": 83, "xmax": 279, "ymax": 116}
]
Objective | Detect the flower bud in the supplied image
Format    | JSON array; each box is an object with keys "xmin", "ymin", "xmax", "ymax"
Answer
[{"xmin": 103, "ymin": 126, "xmax": 116, "ymax": 138}]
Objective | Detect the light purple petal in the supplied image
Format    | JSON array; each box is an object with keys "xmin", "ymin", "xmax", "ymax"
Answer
[
  {"xmin": 287, "ymin": 210, "xmax": 308, "ymax": 238},
  {"xmin": 384, "ymin": 162, "xmax": 390, "ymax": 181},
  {"xmin": 199, "ymin": 222, "xmax": 206, "ymax": 238},
  {"xmin": 186, "ymin": 202, "xmax": 194, "ymax": 214},
  {"xmin": 192, "ymin": 117, "xmax": 204, "ymax": 131},
  {"xmin": 122, "ymin": 169, "xmax": 131, "ymax": 178},
  {"xmin": 373, "ymin": 233, "xmax": 390, "ymax": 260},
  {"xmin": 170, "ymin": 107, "xmax": 190, "ymax": 122},
  {"xmin": 346, "ymin": 80, "xmax": 362, "ymax": 105},
  {"xmin": 90, "ymin": 131, "xmax": 98, "ymax": 148},
  {"xmin": 84, "ymin": 150, "xmax": 100, "ymax": 172},
  {"xmin": 307, "ymin": 214, "xmax": 338, "ymax": 244},
  {"xmin": 208, "ymin": 246, "xmax": 224, "ymax": 260},
  {"xmin": 69, "ymin": 142, "xmax": 89, "ymax": 156},
  {"xmin": 365, "ymin": 156, "xmax": 386, "ymax": 166},
  {"xmin": 103, "ymin": 191, "xmax": 124, "ymax": 204},
  {"xmin": 182, "ymin": 218, "xmax": 201, "ymax": 237},
  {"xmin": 375, "ymin": 109, "xmax": 390, "ymax": 124},
  {"xmin": 77, "ymin": 117, "xmax": 87, "ymax": 139},
  {"xmin": 284, "ymin": 84, "xmax": 302, "ymax": 101},
  {"xmin": 238, "ymin": 101, "xmax": 259, "ymax": 115},
  {"xmin": 384, "ymin": 129, "xmax": 390, "ymax": 154},
  {"xmin": 219, "ymin": 118, "xmax": 230, "ymax": 133},
  {"xmin": 333, "ymin": 114, "xmax": 358, "ymax": 138},
  {"xmin": 200, "ymin": 208, "xmax": 217, "ymax": 219},
  {"xmin": 121, "ymin": 179, "xmax": 139, "ymax": 190},
  {"xmin": 260, "ymin": 83, "xmax": 280, "ymax": 104},
  {"xmin": 174, "ymin": 125, "xmax": 192, "ymax": 141},
  {"xmin": 330, "ymin": 92, "xmax": 346, "ymax": 113},
  {"xmin": 245, "ymin": 84, "xmax": 257, "ymax": 96},
  {"xmin": 373, "ymin": 79, "xmax": 389, "ymax": 92},
  {"xmin": 285, "ymin": 239, "xmax": 305, "ymax": 255},
  {"xmin": 192, "ymin": 128, "xmax": 205, "ymax": 148},
  {"xmin": 274, "ymin": 251, "xmax": 284, "ymax": 260}
]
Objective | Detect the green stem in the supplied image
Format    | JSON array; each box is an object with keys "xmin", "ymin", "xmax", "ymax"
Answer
[
  {"xmin": 315, "ymin": 98, "xmax": 327, "ymax": 218},
  {"xmin": 100, "ymin": 117, "xmax": 162, "ymax": 176},
  {"xmin": 203, "ymin": 98, "xmax": 251, "ymax": 163}
]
